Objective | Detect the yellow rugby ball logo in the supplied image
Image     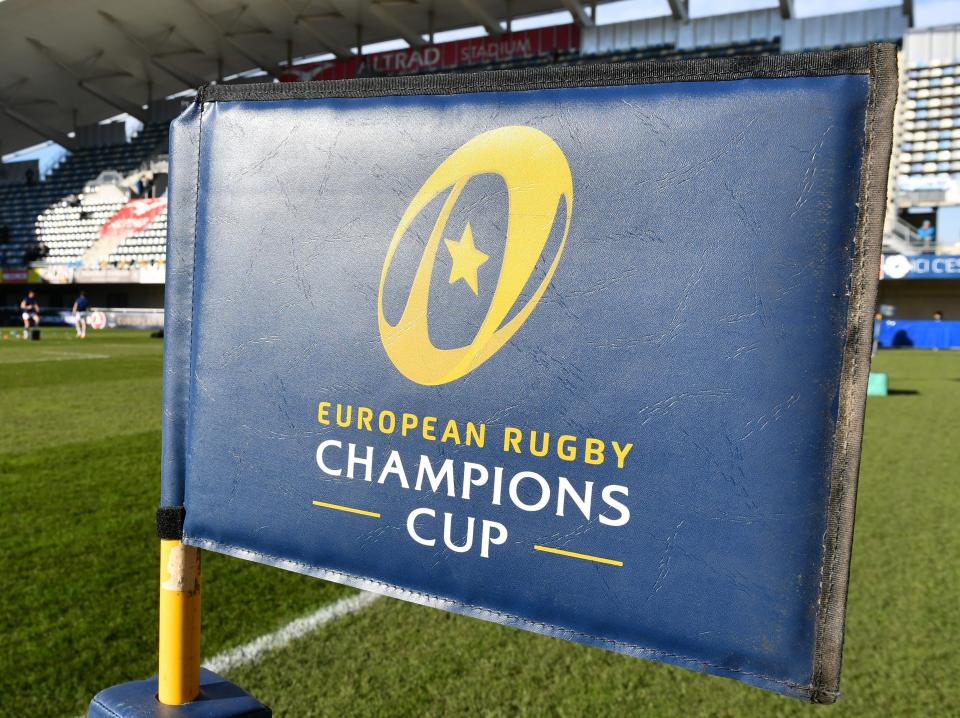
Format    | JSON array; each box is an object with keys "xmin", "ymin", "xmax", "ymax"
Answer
[{"xmin": 378, "ymin": 126, "xmax": 573, "ymax": 385}]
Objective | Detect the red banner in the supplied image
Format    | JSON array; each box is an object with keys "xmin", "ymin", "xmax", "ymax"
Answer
[
  {"xmin": 99, "ymin": 198, "xmax": 167, "ymax": 239},
  {"xmin": 281, "ymin": 24, "xmax": 580, "ymax": 82}
]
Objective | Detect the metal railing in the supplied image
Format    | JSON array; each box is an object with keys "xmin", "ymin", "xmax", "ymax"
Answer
[{"xmin": 883, "ymin": 217, "xmax": 936, "ymax": 255}]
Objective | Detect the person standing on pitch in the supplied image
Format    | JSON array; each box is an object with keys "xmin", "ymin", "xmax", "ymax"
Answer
[
  {"xmin": 20, "ymin": 290, "xmax": 39, "ymax": 340},
  {"xmin": 872, "ymin": 310, "xmax": 883, "ymax": 357},
  {"xmin": 72, "ymin": 290, "xmax": 89, "ymax": 339}
]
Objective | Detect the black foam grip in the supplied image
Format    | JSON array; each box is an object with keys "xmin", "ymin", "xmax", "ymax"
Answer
[{"xmin": 156, "ymin": 506, "xmax": 185, "ymax": 540}]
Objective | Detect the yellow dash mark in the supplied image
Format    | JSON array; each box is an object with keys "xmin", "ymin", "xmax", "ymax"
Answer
[
  {"xmin": 534, "ymin": 545, "xmax": 623, "ymax": 567},
  {"xmin": 312, "ymin": 500, "xmax": 381, "ymax": 518}
]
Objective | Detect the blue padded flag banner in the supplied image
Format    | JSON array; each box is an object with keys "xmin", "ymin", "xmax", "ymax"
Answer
[{"xmin": 161, "ymin": 46, "xmax": 897, "ymax": 702}]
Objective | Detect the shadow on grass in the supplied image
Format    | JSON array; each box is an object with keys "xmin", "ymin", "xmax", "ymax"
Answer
[{"xmin": 887, "ymin": 389, "xmax": 919, "ymax": 395}]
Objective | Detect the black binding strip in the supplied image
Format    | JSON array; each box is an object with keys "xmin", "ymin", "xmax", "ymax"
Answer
[
  {"xmin": 202, "ymin": 44, "xmax": 879, "ymax": 104},
  {"xmin": 809, "ymin": 42, "xmax": 898, "ymax": 704},
  {"xmin": 157, "ymin": 506, "xmax": 186, "ymax": 540}
]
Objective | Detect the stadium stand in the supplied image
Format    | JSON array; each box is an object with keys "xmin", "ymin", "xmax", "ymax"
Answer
[
  {"xmin": 0, "ymin": 121, "xmax": 168, "ymax": 267},
  {"xmin": 1, "ymin": 3, "xmax": 958, "ymax": 318},
  {"xmin": 899, "ymin": 63, "xmax": 960, "ymax": 179},
  {"xmin": 108, "ymin": 207, "xmax": 168, "ymax": 267},
  {"xmin": 35, "ymin": 193, "xmax": 126, "ymax": 266},
  {"xmin": 1, "ymin": 34, "xmax": 782, "ymax": 276},
  {"xmin": 884, "ymin": 23, "xmax": 960, "ymax": 260}
]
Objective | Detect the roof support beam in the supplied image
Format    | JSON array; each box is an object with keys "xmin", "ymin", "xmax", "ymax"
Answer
[
  {"xmin": 778, "ymin": 0, "xmax": 794, "ymax": 19},
  {"xmin": 145, "ymin": 56, "xmax": 204, "ymax": 90},
  {"xmin": 25, "ymin": 38, "xmax": 148, "ymax": 122},
  {"xmin": 291, "ymin": 18, "xmax": 354, "ymax": 58},
  {"xmin": 0, "ymin": 102, "xmax": 78, "ymax": 152},
  {"xmin": 367, "ymin": 3, "xmax": 426, "ymax": 47},
  {"xmin": 77, "ymin": 80, "xmax": 148, "ymax": 122},
  {"xmin": 667, "ymin": 0, "xmax": 688, "ymax": 22},
  {"xmin": 903, "ymin": 0, "xmax": 914, "ymax": 27},
  {"xmin": 560, "ymin": 0, "xmax": 594, "ymax": 27},
  {"xmin": 222, "ymin": 36, "xmax": 285, "ymax": 80},
  {"xmin": 98, "ymin": 11, "xmax": 207, "ymax": 88},
  {"xmin": 457, "ymin": 0, "xmax": 502, "ymax": 37},
  {"xmin": 182, "ymin": 0, "xmax": 287, "ymax": 80},
  {"xmin": 279, "ymin": 0, "xmax": 354, "ymax": 59}
]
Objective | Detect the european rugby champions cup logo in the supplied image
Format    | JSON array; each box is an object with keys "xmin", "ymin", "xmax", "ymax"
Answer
[{"xmin": 378, "ymin": 126, "xmax": 573, "ymax": 385}]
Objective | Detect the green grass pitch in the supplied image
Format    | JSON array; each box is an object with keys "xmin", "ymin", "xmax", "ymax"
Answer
[{"xmin": 0, "ymin": 328, "xmax": 956, "ymax": 716}]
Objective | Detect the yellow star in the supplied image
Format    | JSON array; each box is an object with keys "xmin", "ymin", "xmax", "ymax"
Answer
[{"xmin": 444, "ymin": 223, "xmax": 489, "ymax": 295}]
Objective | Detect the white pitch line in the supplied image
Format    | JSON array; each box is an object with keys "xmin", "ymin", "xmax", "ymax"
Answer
[
  {"xmin": 76, "ymin": 592, "xmax": 380, "ymax": 717},
  {"xmin": 0, "ymin": 351, "xmax": 111, "ymax": 365},
  {"xmin": 203, "ymin": 591, "xmax": 380, "ymax": 674}
]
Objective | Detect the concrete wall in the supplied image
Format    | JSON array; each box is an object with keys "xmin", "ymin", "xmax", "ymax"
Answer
[
  {"xmin": 903, "ymin": 23, "xmax": 960, "ymax": 66},
  {"xmin": 876, "ymin": 279, "xmax": 960, "ymax": 319},
  {"xmin": 0, "ymin": 283, "xmax": 164, "ymax": 314}
]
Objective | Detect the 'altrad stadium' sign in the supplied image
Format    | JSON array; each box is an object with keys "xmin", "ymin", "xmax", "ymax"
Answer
[{"xmin": 158, "ymin": 46, "xmax": 897, "ymax": 704}]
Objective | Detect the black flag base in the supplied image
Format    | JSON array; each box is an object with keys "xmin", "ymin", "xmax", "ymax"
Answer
[{"xmin": 87, "ymin": 669, "xmax": 271, "ymax": 717}]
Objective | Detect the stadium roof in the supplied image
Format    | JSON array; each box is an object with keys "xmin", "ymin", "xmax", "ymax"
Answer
[
  {"xmin": 0, "ymin": 0, "xmax": 660, "ymax": 156},
  {"xmin": 0, "ymin": 1, "xmax": 921, "ymax": 157}
]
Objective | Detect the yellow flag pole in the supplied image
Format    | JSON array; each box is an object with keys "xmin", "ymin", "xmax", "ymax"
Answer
[
  {"xmin": 158, "ymin": 539, "xmax": 202, "ymax": 704},
  {"xmin": 88, "ymin": 532, "xmax": 268, "ymax": 714}
]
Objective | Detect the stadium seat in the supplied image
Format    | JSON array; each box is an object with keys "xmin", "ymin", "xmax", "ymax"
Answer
[{"xmin": 0, "ymin": 122, "xmax": 169, "ymax": 266}]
